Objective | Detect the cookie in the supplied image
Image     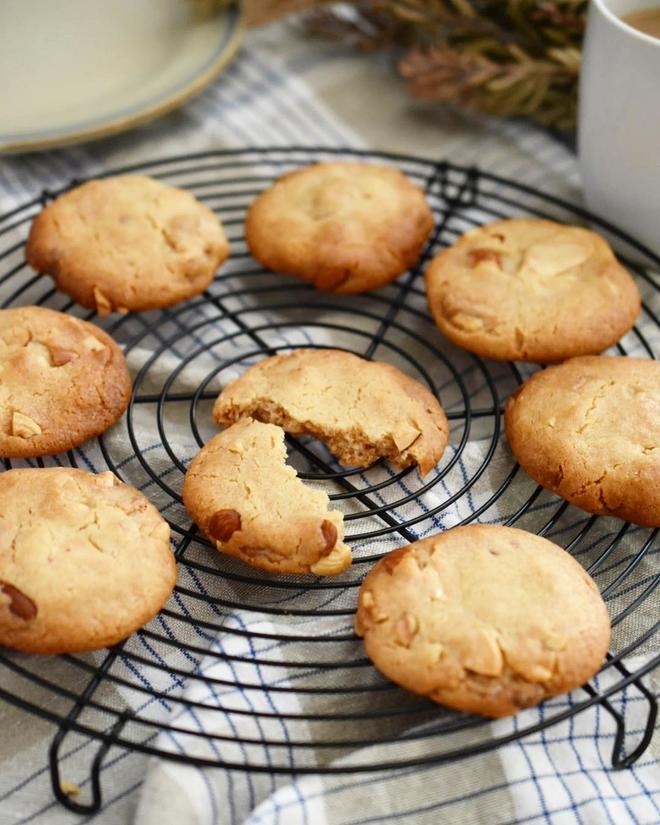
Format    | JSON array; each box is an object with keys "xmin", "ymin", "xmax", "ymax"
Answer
[
  {"xmin": 505, "ymin": 356, "xmax": 660, "ymax": 526},
  {"xmin": 213, "ymin": 349, "xmax": 448, "ymax": 477},
  {"xmin": 245, "ymin": 162, "xmax": 434, "ymax": 293},
  {"xmin": 425, "ymin": 218, "xmax": 640, "ymax": 362},
  {"xmin": 0, "ymin": 468, "xmax": 175, "ymax": 654},
  {"xmin": 356, "ymin": 525, "xmax": 610, "ymax": 718},
  {"xmin": 0, "ymin": 306, "xmax": 131, "ymax": 458},
  {"xmin": 26, "ymin": 175, "xmax": 229, "ymax": 314},
  {"xmin": 183, "ymin": 418, "xmax": 352, "ymax": 576}
]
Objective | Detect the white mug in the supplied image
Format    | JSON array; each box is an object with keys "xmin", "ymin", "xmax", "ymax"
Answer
[{"xmin": 578, "ymin": 0, "xmax": 660, "ymax": 257}]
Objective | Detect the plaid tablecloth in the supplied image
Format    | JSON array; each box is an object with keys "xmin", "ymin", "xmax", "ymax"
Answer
[{"xmin": 0, "ymin": 21, "xmax": 658, "ymax": 825}]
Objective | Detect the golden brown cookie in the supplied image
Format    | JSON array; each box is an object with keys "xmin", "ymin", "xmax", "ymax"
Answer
[
  {"xmin": 26, "ymin": 175, "xmax": 229, "ymax": 314},
  {"xmin": 505, "ymin": 356, "xmax": 660, "ymax": 526},
  {"xmin": 213, "ymin": 349, "xmax": 448, "ymax": 478},
  {"xmin": 0, "ymin": 468, "xmax": 175, "ymax": 654},
  {"xmin": 245, "ymin": 162, "xmax": 434, "ymax": 293},
  {"xmin": 356, "ymin": 525, "xmax": 610, "ymax": 718},
  {"xmin": 0, "ymin": 306, "xmax": 131, "ymax": 458},
  {"xmin": 183, "ymin": 418, "xmax": 352, "ymax": 576},
  {"xmin": 425, "ymin": 218, "xmax": 640, "ymax": 362}
]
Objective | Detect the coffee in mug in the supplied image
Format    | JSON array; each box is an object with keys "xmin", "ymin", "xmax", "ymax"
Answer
[{"xmin": 622, "ymin": 5, "xmax": 660, "ymax": 37}]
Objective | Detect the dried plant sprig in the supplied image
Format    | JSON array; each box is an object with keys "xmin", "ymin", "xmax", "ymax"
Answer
[
  {"xmin": 400, "ymin": 44, "xmax": 579, "ymax": 129},
  {"xmin": 303, "ymin": 1, "xmax": 585, "ymax": 127},
  {"xmin": 193, "ymin": 0, "xmax": 586, "ymax": 129}
]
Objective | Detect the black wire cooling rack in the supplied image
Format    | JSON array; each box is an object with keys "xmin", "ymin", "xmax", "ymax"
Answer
[{"xmin": 0, "ymin": 148, "xmax": 658, "ymax": 815}]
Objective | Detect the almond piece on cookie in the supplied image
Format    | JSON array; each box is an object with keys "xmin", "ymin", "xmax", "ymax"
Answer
[
  {"xmin": 183, "ymin": 418, "xmax": 352, "ymax": 576},
  {"xmin": 213, "ymin": 349, "xmax": 448, "ymax": 478}
]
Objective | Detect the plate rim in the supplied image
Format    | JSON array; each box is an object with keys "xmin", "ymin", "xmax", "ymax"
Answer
[{"xmin": 0, "ymin": 3, "xmax": 244, "ymax": 155}]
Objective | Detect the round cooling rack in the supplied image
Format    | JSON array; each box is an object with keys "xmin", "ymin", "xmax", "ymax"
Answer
[{"xmin": 0, "ymin": 148, "xmax": 658, "ymax": 815}]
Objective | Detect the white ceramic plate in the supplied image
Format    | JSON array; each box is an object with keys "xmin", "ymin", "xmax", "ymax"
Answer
[{"xmin": 0, "ymin": 0, "xmax": 243, "ymax": 153}]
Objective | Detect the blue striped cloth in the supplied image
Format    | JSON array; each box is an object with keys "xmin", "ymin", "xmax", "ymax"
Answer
[{"xmin": 0, "ymin": 23, "xmax": 658, "ymax": 825}]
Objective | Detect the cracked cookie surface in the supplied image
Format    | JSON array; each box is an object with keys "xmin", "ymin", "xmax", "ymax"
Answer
[
  {"xmin": 505, "ymin": 356, "xmax": 660, "ymax": 526},
  {"xmin": 26, "ymin": 175, "xmax": 229, "ymax": 313},
  {"xmin": 0, "ymin": 306, "xmax": 131, "ymax": 458},
  {"xmin": 356, "ymin": 525, "xmax": 610, "ymax": 718},
  {"xmin": 0, "ymin": 468, "xmax": 175, "ymax": 653},
  {"xmin": 245, "ymin": 162, "xmax": 434, "ymax": 293},
  {"xmin": 425, "ymin": 218, "xmax": 640, "ymax": 362},
  {"xmin": 183, "ymin": 418, "xmax": 352, "ymax": 576},
  {"xmin": 213, "ymin": 349, "xmax": 448, "ymax": 478}
]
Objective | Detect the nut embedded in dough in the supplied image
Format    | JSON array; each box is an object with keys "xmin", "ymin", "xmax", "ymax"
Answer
[
  {"xmin": 395, "ymin": 612, "xmax": 419, "ymax": 647},
  {"xmin": 93, "ymin": 286, "xmax": 113, "ymax": 316},
  {"xmin": 469, "ymin": 248, "xmax": 501, "ymax": 267},
  {"xmin": 0, "ymin": 581, "xmax": 37, "ymax": 621},
  {"xmin": 83, "ymin": 335, "xmax": 105, "ymax": 352},
  {"xmin": 320, "ymin": 519, "xmax": 337, "ymax": 553},
  {"xmin": 49, "ymin": 345, "xmax": 79, "ymax": 366},
  {"xmin": 209, "ymin": 509, "xmax": 242, "ymax": 543},
  {"xmin": 11, "ymin": 411, "xmax": 42, "ymax": 439}
]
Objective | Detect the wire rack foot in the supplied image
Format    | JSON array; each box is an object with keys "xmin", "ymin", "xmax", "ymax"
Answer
[
  {"xmin": 610, "ymin": 664, "xmax": 658, "ymax": 770},
  {"xmin": 49, "ymin": 711, "xmax": 133, "ymax": 814}
]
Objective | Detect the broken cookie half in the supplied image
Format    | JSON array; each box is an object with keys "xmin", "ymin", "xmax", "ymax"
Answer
[
  {"xmin": 213, "ymin": 349, "xmax": 448, "ymax": 478},
  {"xmin": 182, "ymin": 418, "xmax": 352, "ymax": 576}
]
